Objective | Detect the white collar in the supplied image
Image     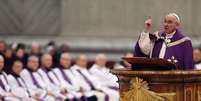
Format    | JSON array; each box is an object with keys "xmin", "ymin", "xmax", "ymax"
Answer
[
  {"xmin": 93, "ymin": 64, "xmax": 104, "ymax": 69},
  {"xmin": 166, "ymin": 30, "xmax": 176, "ymax": 39},
  {"xmin": 93, "ymin": 64, "xmax": 108, "ymax": 71},
  {"xmin": 72, "ymin": 65, "xmax": 86, "ymax": 70}
]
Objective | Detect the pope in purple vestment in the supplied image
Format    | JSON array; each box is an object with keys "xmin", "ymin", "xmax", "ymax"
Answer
[{"xmin": 133, "ymin": 13, "xmax": 194, "ymax": 70}]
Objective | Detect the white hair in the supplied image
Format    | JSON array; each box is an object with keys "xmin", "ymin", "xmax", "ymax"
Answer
[
  {"xmin": 28, "ymin": 55, "xmax": 39, "ymax": 62},
  {"xmin": 61, "ymin": 53, "xmax": 71, "ymax": 59},
  {"xmin": 42, "ymin": 53, "xmax": 52, "ymax": 60},
  {"xmin": 31, "ymin": 41, "xmax": 40, "ymax": 47},
  {"xmin": 95, "ymin": 53, "xmax": 106, "ymax": 61},
  {"xmin": 167, "ymin": 13, "xmax": 180, "ymax": 23}
]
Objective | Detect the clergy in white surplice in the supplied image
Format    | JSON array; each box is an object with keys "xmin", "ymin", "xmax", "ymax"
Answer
[
  {"xmin": 71, "ymin": 54, "xmax": 119, "ymax": 101},
  {"xmin": 0, "ymin": 55, "xmax": 21, "ymax": 101},
  {"xmin": 7, "ymin": 60, "xmax": 36, "ymax": 101},
  {"xmin": 20, "ymin": 55, "xmax": 55, "ymax": 101},
  {"xmin": 193, "ymin": 48, "xmax": 201, "ymax": 70},
  {"xmin": 53, "ymin": 52, "xmax": 98, "ymax": 101},
  {"xmin": 90, "ymin": 54, "xmax": 119, "ymax": 89},
  {"xmin": 38, "ymin": 54, "xmax": 75, "ymax": 101}
]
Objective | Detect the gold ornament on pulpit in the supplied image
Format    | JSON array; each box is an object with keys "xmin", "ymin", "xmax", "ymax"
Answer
[{"xmin": 121, "ymin": 77, "xmax": 170, "ymax": 101}]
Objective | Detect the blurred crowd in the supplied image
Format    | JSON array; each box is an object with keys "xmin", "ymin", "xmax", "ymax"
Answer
[
  {"xmin": 0, "ymin": 40, "xmax": 128, "ymax": 101},
  {"xmin": 0, "ymin": 40, "xmax": 71, "ymax": 74},
  {"xmin": 0, "ymin": 40, "xmax": 132, "ymax": 73}
]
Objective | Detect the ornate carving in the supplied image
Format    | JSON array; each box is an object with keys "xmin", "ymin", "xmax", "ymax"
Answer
[
  {"xmin": 185, "ymin": 87, "xmax": 193, "ymax": 101},
  {"xmin": 121, "ymin": 77, "xmax": 176, "ymax": 101},
  {"xmin": 157, "ymin": 93, "xmax": 176, "ymax": 101},
  {"xmin": 198, "ymin": 90, "xmax": 201, "ymax": 101}
]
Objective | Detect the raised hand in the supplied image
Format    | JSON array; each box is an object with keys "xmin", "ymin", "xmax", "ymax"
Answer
[{"xmin": 144, "ymin": 16, "xmax": 152, "ymax": 33}]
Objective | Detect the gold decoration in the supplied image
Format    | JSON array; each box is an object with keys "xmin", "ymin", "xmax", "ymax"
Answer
[
  {"xmin": 166, "ymin": 37, "xmax": 190, "ymax": 47},
  {"xmin": 121, "ymin": 77, "xmax": 176, "ymax": 101},
  {"xmin": 198, "ymin": 90, "xmax": 201, "ymax": 101},
  {"xmin": 157, "ymin": 93, "xmax": 176, "ymax": 101}
]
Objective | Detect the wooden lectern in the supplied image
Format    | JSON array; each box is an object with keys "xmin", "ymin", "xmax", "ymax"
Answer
[{"xmin": 111, "ymin": 57, "xmax": 201, "ymax": 101}]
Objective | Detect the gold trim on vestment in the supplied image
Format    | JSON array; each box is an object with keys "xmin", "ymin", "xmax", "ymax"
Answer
[{"xmin": 167, "ymin": 37, "xmax": 190, "ymax": 47}]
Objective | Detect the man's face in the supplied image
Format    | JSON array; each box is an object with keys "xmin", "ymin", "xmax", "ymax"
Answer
[
  {"xmin": 5, "ymin": 49, "xmax": 12, "ymax": 58},
  {"xmin": 16, "ymin": 49, "xmax": 25, "ymax": 58},
  {"xmin": 96, "ymin": 55, "xmax": 107, "ymax": 67},
  {"xmin": 31, "ymin": 46, "xmax": 40, "ymax": 54},
  {"xmin": 42, "ymin": 55, "xmax": 53, "ymax": 69},
  {"xmin": 28, "ymin": 58, "xmax": 39, "ymax": 71},
  {"xmin": 193, "ymin": 49, "xmax": 201, "ymax": 63},
  {"xmin": 163, "ymin": 15, "xmax": 178, "ymax": 34},
  {"xmin": 77, "ymin": 55, "xmax": 88, "ymax": 68},
  {"xmin": 0, "ymin": 42, "xmax": 6, "ymax": 52},
  {"xmin": 12, "ymin": 61, "xmax": 23, "ymax": 75},
  {"xmin": 60, "ymin": 55, "xmax": 71, "ymax": 69},
  {"xmin": 0, "ymin": 59, "xmax": 4, "ymax": 71}
]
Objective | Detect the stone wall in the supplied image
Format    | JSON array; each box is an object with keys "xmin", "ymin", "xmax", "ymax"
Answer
[{"xmin": 1, "ymin": 0, "xmax": 201, "ymax": 60}]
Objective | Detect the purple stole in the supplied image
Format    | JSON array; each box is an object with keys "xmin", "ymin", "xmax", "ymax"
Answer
[
  {"xmin": 77, "ymin": 70, "xmax": 95, "ymax": 90},
  {"xmin": 77, "ymin": 70, "xmax": 109, "ymax": 101},
  {"xmin": 16, "ymin": 77, "xmax": 23, "ymax": 87},
  {"xmin": 12, "ymin": 73, "xmax": 25, "ymax": 87},
  {"xmin": 13, "ymin": 75, "xmax": 31, "ymax": 97},
  {"xmin": 41, "ymin": 69, "xmax": 56, "ymax": 84},
  {"xmin": 108, "ymin": 86, "xmax": 119, "ymax": 91},
  {"xmin": 0, "ymin": 76, "xmax": 5, "ymax": 90},
  {"xmin": 28, "ymin": 71, "xmax": 42, "ymax": 88},
  {"xmin": 3, "ymin": 74, "xmax": 8, "ymax": 84},
  {"xmin": 59, "ymin": 68, "xmax": 72, "ymax": 85},
  {"xmin": 0, "ymin": 73, "xmax": 9, "ymax": 91},
  {"xmin": 60, "ymin": 68, "xmax": 91, "ymax": 101}
]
